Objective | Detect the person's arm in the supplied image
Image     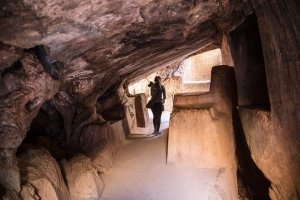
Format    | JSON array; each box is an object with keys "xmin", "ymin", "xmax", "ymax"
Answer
[{"xmin": 162, "ymin": 86, "xmax": 166, "ymax": 102}]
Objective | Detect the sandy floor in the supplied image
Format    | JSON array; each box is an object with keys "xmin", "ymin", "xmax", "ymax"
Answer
[{"xmin": 101, "ymin": 113, "xmax": 234, "ymax": 200}]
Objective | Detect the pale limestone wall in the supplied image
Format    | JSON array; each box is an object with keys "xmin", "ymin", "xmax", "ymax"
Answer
[
  {"xmin": 128, "ymin": 49, "xmax": 222, "ymax": 112},
  {"xmin": 128, "ymin": 74, "xmax": 210, "ymax": 112},
  {"xmin": 182, "ymin": 49, "xmax": 222, "ymax": 82}
]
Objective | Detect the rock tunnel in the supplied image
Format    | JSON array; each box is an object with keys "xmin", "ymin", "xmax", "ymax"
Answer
[{"xmin": 0, "ymin": 0, "xmax": 299, "ymax": 199}]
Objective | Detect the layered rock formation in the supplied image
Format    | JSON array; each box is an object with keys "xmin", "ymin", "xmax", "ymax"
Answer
[{"xmin": 0, "ymin": 0, "xmax": 299, "ymax": 199}]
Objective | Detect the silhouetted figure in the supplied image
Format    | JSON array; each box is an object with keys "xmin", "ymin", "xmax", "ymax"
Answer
[{"xmin": 149, "ymin": 76, "xmax": 166, "ymax": 134}]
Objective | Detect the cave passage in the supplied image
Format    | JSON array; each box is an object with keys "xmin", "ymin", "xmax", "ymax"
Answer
[
  {"xmin": 101, "ymin": 120, "xmax": 235, "ymax": 200},
  {"xmin": 0, "ymin": 1, "xmax": 299, "ymax": 200}
]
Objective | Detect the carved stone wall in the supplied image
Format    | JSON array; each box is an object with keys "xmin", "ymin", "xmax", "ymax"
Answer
[
  {"xmin": 168, "ymin": 66, "xmax": 238, "ymax": 199},
  {"xmin": 230, "ymin": 1, "xmax": 300, "ymax": 198}
]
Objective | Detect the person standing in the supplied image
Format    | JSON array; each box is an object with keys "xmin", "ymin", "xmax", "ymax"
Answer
[{"xmin": 150, "ymin": 76, "xmax": 166, "ymax": 135}]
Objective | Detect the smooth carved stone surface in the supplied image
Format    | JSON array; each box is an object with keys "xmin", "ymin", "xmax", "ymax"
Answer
[
  {"xmin": 168, "ymin": 66, "xmax": 237, "ymax": 166},
  {"xmin": 168, "ymin": 109, "xmax": 238, "ymax": 199},
  {"xmin": 61, "ymin": 154, "xmax": 104, "ymax": 200},
  {"xmin": 168, "ymin": 66, "xmax": 238, "ymax": 198},
  {"xmin": 173, "ymin": 65, "xmax": 236, "ymax": 114},
  {"xmin": 239, "ymin": 108, "xmax": 297, "ymax": 200},
  {"xmin": 19, "ymin": 147, "xmax": 70, "ymax": 200},
  {"xmin": 253, "ymin": 1, "xmax": 300, "ymax": 198},
  {"xmin": 168, "ymin": 109, "xmax": 235, "ymax": 167}
]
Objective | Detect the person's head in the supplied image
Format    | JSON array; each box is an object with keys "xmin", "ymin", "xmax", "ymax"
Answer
[
  {"xmin": 154, "ymin": 76, "xmax": 161, "ymax": 84},
  {"xmin": 154, "ymin": 76, "xmax": 162, "ymax": 87}
]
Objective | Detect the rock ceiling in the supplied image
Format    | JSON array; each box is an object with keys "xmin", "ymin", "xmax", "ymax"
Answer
[{"xmin": 0, "ymin": 0, "xmax": 249, "ymax": 97}]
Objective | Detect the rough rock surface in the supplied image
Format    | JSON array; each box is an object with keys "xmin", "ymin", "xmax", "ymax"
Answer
[
  {"xmin": 18, "ymin": 147, "xmax": 70, "ymax": 200},
  {"xmin": 0, "ymin": 0, "xmax": 299, "ymax": 199},
  {"xmin": 61, "ymin": 154, "xmax": 104, "ymax": 200},
  {"xmin": 0, "ymin": 0, "xmax": 246, "ymax": 89},
  {"xmin": 0, "ymin": 43, "xmax": 23, "ymax": 70},
  {"xmin": 59, "ymin": 120, "xmax": 126, "ymax": 200},
  {"xmin": 0, "ymin": 52, "xmax": 59, "ymax": 194},
  {"xmin": 80, "ymin": 121, "xmax": 126, "ymax": 173}
]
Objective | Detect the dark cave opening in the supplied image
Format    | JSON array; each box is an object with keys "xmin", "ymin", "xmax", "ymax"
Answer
[
  {"xmin": 232, "ymin": 108, "xmax": 271, "ymax": 199},
  {"xmin": 230, "ymin": 14, "xmax": 271, "ymax": 111},
  {"xmin": 18, "ymin": 100, "xmax": 67, "ymax": 160}
]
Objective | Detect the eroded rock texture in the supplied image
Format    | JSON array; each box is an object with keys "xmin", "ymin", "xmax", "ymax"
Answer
[
  {"xmin": 0, "ymin": 53, "xmax": 59, "ymax": 197},
  {"xmin": 0, "ymin": 0, "xmax": 299, "ymax": 199},
  {"xmin": 61, "ymin": 154, "xmax": 104, "ymax": 200},
  {"xmin": 19, "ymin": 147, "xmax": 70, "ymax": 200}
]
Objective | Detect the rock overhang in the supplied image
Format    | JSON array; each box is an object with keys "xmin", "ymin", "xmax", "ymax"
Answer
[{"xmin": 0, "ymin": 0, "xmax": 248, "ymax": 92}]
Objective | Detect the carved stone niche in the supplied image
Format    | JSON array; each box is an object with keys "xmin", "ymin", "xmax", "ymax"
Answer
[
  {"xmin": 134, "ymin": 94, "xmax": 148, "ymax": 128},
  {"xmin": 124, "ymin": 93, "xmax": 150, "ymax": 135}
]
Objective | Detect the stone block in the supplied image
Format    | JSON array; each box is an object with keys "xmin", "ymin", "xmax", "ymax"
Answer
[
  {"xmin": 168, "ymin": 109, "xmax": 235, "ymax": 168},
  {"xmin": 168, "ymin": 65, "xmax": 238, "ymax": 198}
]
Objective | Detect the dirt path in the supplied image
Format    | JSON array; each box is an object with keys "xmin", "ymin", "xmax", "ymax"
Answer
[{"xmin": 101, "ymin": 119, "xmax": 233, "ymax": 200}]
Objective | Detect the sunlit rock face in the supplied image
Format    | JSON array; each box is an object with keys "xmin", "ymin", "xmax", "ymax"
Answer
[{"xmin": 182, "ymin": 48, "xmax": 222, "ymax": 82}]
